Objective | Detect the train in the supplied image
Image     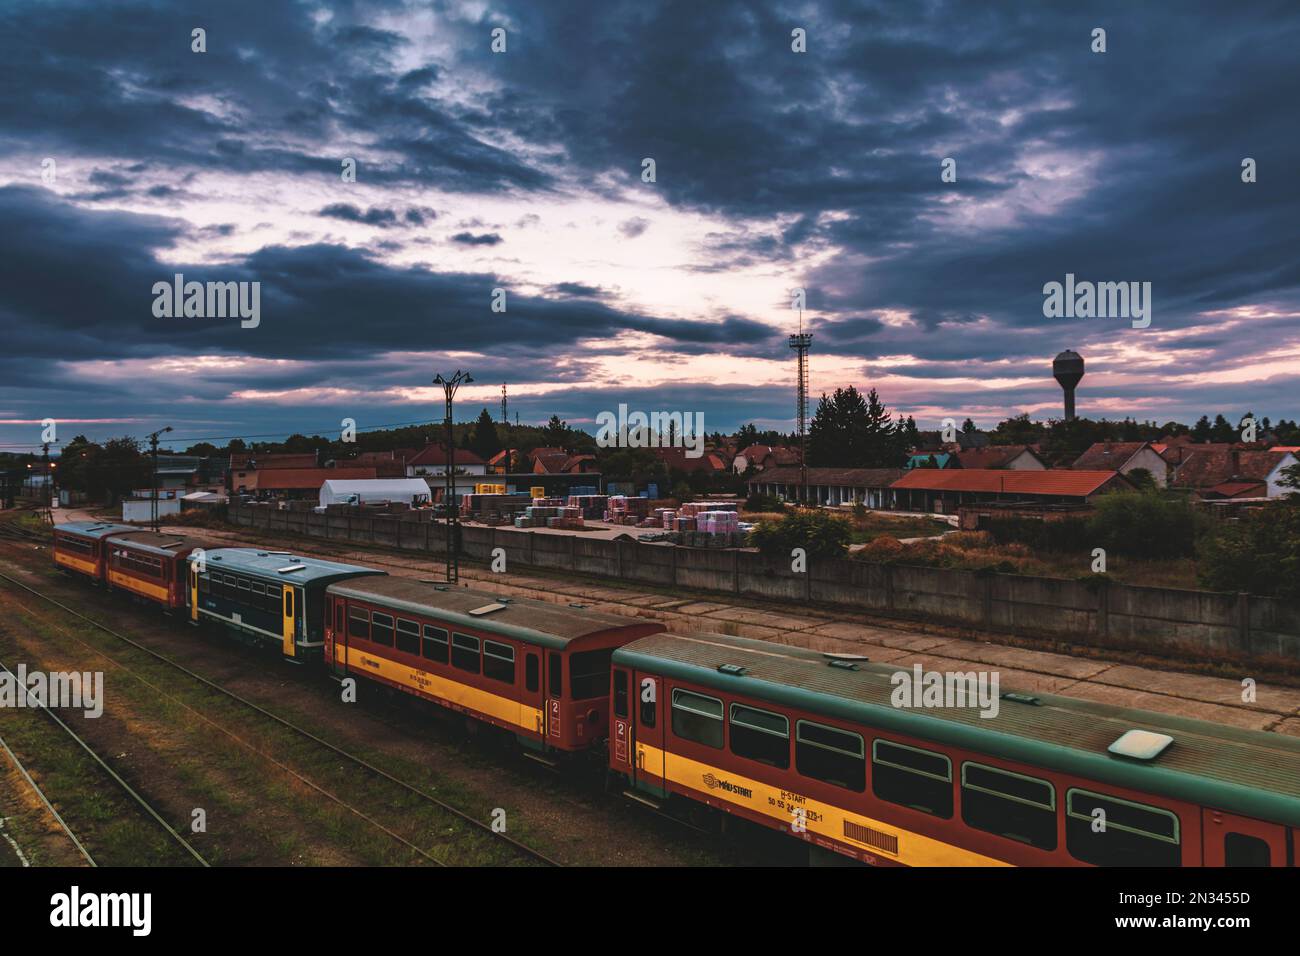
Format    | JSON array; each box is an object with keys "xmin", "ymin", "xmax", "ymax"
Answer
[{"xmin": 51, "ymin": 521, "xmax": 1300, "ymax": 866}]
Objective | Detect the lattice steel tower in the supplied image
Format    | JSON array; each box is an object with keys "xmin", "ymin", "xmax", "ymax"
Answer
[{"xmin": 789, "ymin": 312, "xmax": 813, "ymax": 504}]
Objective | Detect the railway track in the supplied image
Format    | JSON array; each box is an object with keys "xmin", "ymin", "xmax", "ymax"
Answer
[
  {"xmin": 0, "ymin": 655, "xmax": 207, "ymax": 867},
  {"xmin": 0, "ymin": 567, "xmax": 560, "ymax": 867}
]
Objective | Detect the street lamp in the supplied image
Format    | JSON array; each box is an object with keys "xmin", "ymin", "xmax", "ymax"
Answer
[
  {"xmin": 433, "ymin": 371, "xmax": 472, "ymax": 582},
  {"xmin": 146, "ymin": 426, "xmax": 173, "ymax": 531}
]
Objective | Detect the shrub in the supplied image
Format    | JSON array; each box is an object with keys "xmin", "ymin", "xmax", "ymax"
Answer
[
  {"xmin": 1198, "ymin": 502, "xmax": 1300, "ymax": 598},
  {"xmin": 749, "ymin": 510, "xmax": 851, "ymax": 560},
  {"xmin": 1085, "ymin": 491, "xmax": 1199, "ymax": 559},
  {"xmin": 744, "ymin": 493, "xmax": 785, "ymax": 513}
]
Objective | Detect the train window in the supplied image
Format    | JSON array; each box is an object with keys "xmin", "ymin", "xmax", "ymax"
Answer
[
  {"xmin": 731, "ymin": 705, "xmax": 790, "ymax": 769},
  {"xmin": 224, "ymin": 574, "xmax": 237, "ymax": 599},
  {"xmin": 570, "ymin": 649, "xmax": 614, "ymax": 701},
  {"xmin": 640, "ymin": 679, "xmax": 656, "ymax": 728},
  {"xmin": 198, "ymin": 573, "xmax": 209, "ymax": 594},
  {"xmin": 549, "ymin": 653, "xmax": 562, "ymax": 698},
  {"xmin": 613, "ymin": 670, "xmax": 629, "ymax": 719},
  {"xmin": 1224, "ymin": 832, "xmax": 1270, "ymax": 867},
  {"xmin": 796, "ymin": 721, "xmax": 864, "ymax": 791},
  {"xmin": 422, "ymin": 626, "xmax": 449, "ymax": 663},
  {"xmin": 671, "ymin": 689, "xmax": 723, "ymax": 749},
  {"xmin": 452, "ymin": 633, "xmax": 480, "ymax": 673},
  {"xmin": 961, "ymin": 763, "xmax": 1056, "ymax": 851},
  {"xmin": 1065, "ymin": 789, "xmax": 1180, "ymax": 867},
  {"xmin": 525, "ymin": 654, "xmax": 539, "ymax": 693},
  {"xmin": 348, "ymin": 606, "xmax": 370, "ymax": 640},
  {"xmin": 334, "ymin": 602, "xmax": 344, "ymax": 635},
  {"xmin": 265, "ymin": 583, "xmax": 282, "ymax": 615},
  {"xmin": 371, "ymin": 612, "xmax": 394, "ymax": 647},
  {"xmin": 236, "ymin": 577, "xmax": 251, "ymax": 604},
  {"xmin": 395, "ymin": 619, "xmax": 420, "ymax": 655},
  {"xmin": 284, "ymin": 588, "xmax": 294, "ymax": 619},
  {"xmin": 483, "ymin": 641, "xmax": 515, "ymax": 683},
  {"xmin": 872, "ymin": 740, "xmax": 952, "ymax": 817},
  {"xmin": 251, "ymin": 581, "xmax": 265, "ymax": 599}
]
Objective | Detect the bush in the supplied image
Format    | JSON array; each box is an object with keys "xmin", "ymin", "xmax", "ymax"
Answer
[
  {"xmin": 1198, "ymin": 502, "xmax": 1300, "ymax": 598},
  {"xmin": 749, "ymin": 510, "xmax": 851, "ymax": 560},
  {"xmin": 1085, "ymin": 491, "xmax": 1199, "ymax": 559},
  {"xmin": 744, "ymin": 493, "xmax": 785, "ymax": 513},
  {"xmin": 983, "ymin": 515, "xmax": 1091, "ymax": 552}
]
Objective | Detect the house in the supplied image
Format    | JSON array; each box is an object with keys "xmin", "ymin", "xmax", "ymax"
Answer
[
  {"xmin": 732, "ymin": 444, "xmax": 800, "ymax": 474},
  {"xmin": 905, "ymin": 452, "xmax": 957, "ymax": 470},
  {"xmin": 1072, "ymin": 441, "xmax": 1171, "ymax": 487},
  {"xmin": 531, "ymin": 450, "xmax": 598, "ymax": 474},
  {"xmin": 890, "ymin": 469, "xmax": 1131, "ymax": 514},
  {"xmin": 955, "ymin": 445, "xmax": 1045, "ymax": 470},
  {"xmin": 237, "ymin": 467, "xmax": 377, "ymax": 499},
  {"xmin": 406, "ymin": 445, "xmax": 488, "ymax": 478},
  {"xmin": 228, "ymin": 452, "xmax": 319, "ymax": 491},
  {"xmin": 1172, "ymin": 449, "xmax": 1298, "ymax": 498},
  {"xmin": 650, "ymin": 447, "xmax": 730, "ymax": 474},
  {"xmin": 747, "ymin": 467, "xmax": 904, "ymax": 509},
  {"xmin": 347, "ymin": 449, "xmax": 418, "ymax": 478},
  {"xmin": 487, "ymin": 449, "xmax": 519, "ymax": 474}
]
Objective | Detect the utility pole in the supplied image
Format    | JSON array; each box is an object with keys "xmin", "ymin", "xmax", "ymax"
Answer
[
  {"xmin": 501, "ymin": 383, "xmax": 508, "ymax": 425},
  {"xmin": 40, "ymin": 443, "xmax": 54, "ymax": 524},
  {"xmin": 146, "ymin": 426, "xmax": 173, "ymax": 531},
  {"xmin": 433, "ymin": 371, "xmax": 472, "ymax": 583},
  {"xmin": 789, "ymin": 309, "xmax": 813, "ymax": 505}
]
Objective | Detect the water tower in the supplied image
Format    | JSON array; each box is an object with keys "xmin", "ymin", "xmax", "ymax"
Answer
[{"xmin": 1053, "ymin": 350, "xmax": 1085, "ymax": 421}]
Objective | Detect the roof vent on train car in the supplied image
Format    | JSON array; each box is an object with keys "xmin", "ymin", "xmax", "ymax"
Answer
[
  {"xmin": 717, "ymin": 663, "xmax": 747, "ymax": 676},
  {"xmin": 822, "ymin": 652, "xmax": 870, "ymax": 661},
  {"xmin": 828, "ymin": 660, "xmax": 861, "ymax": 671},
  {"xmin": 568, "ymin": 603, "xmax": 589, "ymax": 609},
  {"xmin": 276, "ymin": 564, "xmax": 306, "ymax": 574},
  {"xmin": 468, "ymin": 602, "xmax": 508, "ymax": 616},
  {"xmin": 1000, "ymin": 692, "xmax": 1041, "ymax": 706},
  {"xmin": 1108, "ymin": 729, "xmax": 1174, "ymax": 761}
]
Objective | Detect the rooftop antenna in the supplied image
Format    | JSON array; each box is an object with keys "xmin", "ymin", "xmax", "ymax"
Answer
[{"xmin": 789, "ymin": 308, "xmax": 813, "ymax": 504}]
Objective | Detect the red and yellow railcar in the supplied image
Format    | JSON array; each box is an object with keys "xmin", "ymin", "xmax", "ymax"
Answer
[
  {"xmin": 611, "ymin": 632, "xmax": 1300, "ymax": 866},
  {"xmin": 324, "ymin": 577, "xmax": 662, "ymax": 754},
  {"xmin": 105, "ymin": 531, "xmax": 215, "ymax": 610},
  {"xmin": 52, "ymin": 521, "xmax": 136, "ymax": 584}
]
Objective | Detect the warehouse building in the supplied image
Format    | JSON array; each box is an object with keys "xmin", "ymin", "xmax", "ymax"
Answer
[{"xmin": 746, "ymin": 466, "xmax": 904, "ymax": 508}]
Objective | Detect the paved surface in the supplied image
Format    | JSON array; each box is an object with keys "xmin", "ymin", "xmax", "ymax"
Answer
[{"xmin": 49, "ymin": 508, "xmax": 1300, "ymax": 737}]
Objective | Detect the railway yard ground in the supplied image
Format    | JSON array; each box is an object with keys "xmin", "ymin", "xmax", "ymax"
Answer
[{"xmin": 3, "ymin": 504, "xmax": 1299, "ymax": 868}]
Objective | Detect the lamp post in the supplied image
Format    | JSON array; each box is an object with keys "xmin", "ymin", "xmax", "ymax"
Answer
[
  {"xmin": 433, "ymin": 371, "xmax": 472, "ymax": 582},
  {"xmin": 146, "ymin": 426, "xmax": 173, "ymax": 531}
]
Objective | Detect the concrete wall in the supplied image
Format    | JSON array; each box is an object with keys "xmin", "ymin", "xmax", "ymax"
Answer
[{"xmin": 227, "ymin": 504, "xmax": 1300, "ymax": 661}]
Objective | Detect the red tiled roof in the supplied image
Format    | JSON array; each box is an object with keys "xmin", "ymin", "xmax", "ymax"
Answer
[
  {"xmin": 1172, "ymin": 449, "xmax": 1293, "ymax": 488},
  {"xmin": 651, "ymin": 447, "xmax": 728, "ymax": 472},
  {"xmin": 251, "ymin": 467, "xmax": 377, "ymax": 490},
  {"xmin": 407, "ymin": 444, "xmax": 487, "ymax": 467},
  {"xmin": 1201, "ymin": 480, "xmax": 1267, "ymax": 499},
  {"xmin": 891, "ymin": 469, "xmax": 1124, "ymax": 496},
  {"xmin": 1072, "ymin": 442, "xmax": 1151, "ymax": 470},
  {"xmin": 956, "ymin": 445, "xmax": 1040, "ymax": 469}
]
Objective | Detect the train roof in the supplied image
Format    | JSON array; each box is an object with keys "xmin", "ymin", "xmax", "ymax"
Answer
[
  {"xmin": 193, "ymin": 547, "xmax": 385, "ymax": 585},
  {"xmin": 56, "ymin": 521, "xmax": 135, "ymax": 540},
  {"xmin": 107, "ymin": 530, "xmax": 216, "ymax": 557},
  {"xmin": 615, "ymin": 631, "xmax": 1300, "ymax": 828},
  {"xmin": 327, "ymin": 576, "xmax": 659, "ymax": 650}
]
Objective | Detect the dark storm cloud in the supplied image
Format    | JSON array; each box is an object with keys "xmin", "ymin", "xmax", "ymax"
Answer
[
  {"xmin": 449, "ymin": 231, "xmax": 503, "ymax": 246},
  {"xmin": 318, "ymin": 203, "xmax": 400, "ymax": 227}
]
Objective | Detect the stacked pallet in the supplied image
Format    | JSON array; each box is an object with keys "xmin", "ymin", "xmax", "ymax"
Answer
[
  {"xmin": 514, "ymin": 504, "xmax": 565, "ymax": 528},
  {"xmin": 566, "ymin": 494, "xmax": 608, "ymax": 519}
]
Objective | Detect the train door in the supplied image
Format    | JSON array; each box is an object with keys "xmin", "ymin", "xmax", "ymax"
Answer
[
  {"xmin": 189, "ymin": 562, "xmax": 199, "ymax": 622},
  {"xmin": 611, "ymin": 666, "xmax": 633, "ymax": 773},
  {"xmin": 521, "ymin": 650, "xmax": 543, "ymax": 737},
  {"xmin": 632, "ymin": 672, "xmax": 667, "ymax": 798},
  {"xmin": 545, "ymin": 652, "xmax": 563, "ymax": 744},
  {"xmin": 1201, "ymin": 810, "xmax": 1287, "ymax": 866},
  {"xmin": 332, "ymin": 598, "xmax": 347, "ymax": 677},
  {"xmin": 282, "ymin": 586, "xmax": 297, "ymax": 658}
]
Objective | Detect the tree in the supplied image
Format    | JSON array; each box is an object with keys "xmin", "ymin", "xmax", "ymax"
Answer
[
  {"xmin": 542, "ymin": 415, "xmax": 570, "ymax": 447},
  {"xmin": 989, "ymin": 413, "xmax": 1044, "ymax": 445},
  {"xmin": 961, "ymin": 418, "xmax": 976, "ymax": 434},
  {"xmin": 750, "ymin": 510, "xmax": 850, "ymax": 560},
  {"xmin": 469, "ymin": 408, "xmax": 501, "ymax": 460},
  {"xmin": 1086, "ymin": 491, "xmax": 1199, "ymax": 559},
  {"xmin": 808, "ymin": 386, "xmax": 905, "ymax": 468},
  {"xmin": 1199, "ymin": 501, "xmax": 1300, "ymax": 598}
]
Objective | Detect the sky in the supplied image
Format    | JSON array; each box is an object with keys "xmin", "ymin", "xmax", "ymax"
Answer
[{"xmin": 1, "ymin": 0, "xmax": 1298, "ymax": 454}]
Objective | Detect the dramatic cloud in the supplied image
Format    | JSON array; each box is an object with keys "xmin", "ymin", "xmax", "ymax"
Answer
[{"xmin": 0, "ymin": 0, "xmax": 1297, "ymax": 452}]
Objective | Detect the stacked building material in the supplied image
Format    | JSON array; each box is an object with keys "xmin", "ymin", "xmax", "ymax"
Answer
[
  {"xmin": 696, "ymin": 510, "xmax": 740, "ymax": 534},
  {"xmin": 604, "ymin": 495, "xmax": 655, "ymax": 525},
  {"xmin": 531, "ymin": 496, "xmax": 565, "ymax": 507},
  {"xmin": 546, "ymin": 515, "xmax": 586, "ymax": 530},
  {"xmin": 570, "ymin": 485, "xmax": 599, "ymax": 497},
  {"xmin": 514, "ymin": 504, "xmax": 564, "ymax": 528},
  {"xmin": 566, "ymin": 494, "xmax": 609, "ymax": 519},
  {"xmin": 678, "ymin": 500, "xmax": 740, "ymax": 518}
]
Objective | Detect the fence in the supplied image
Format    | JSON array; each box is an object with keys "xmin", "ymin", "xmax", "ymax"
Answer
[{"xmin": 226, "ymin": 505, "xmax": 1300, "ymax": 661}]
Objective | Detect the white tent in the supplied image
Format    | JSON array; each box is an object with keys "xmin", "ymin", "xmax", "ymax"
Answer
[{"xmin": 319, "ymin": 479, "xmax": 432, "ymax": 509}]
